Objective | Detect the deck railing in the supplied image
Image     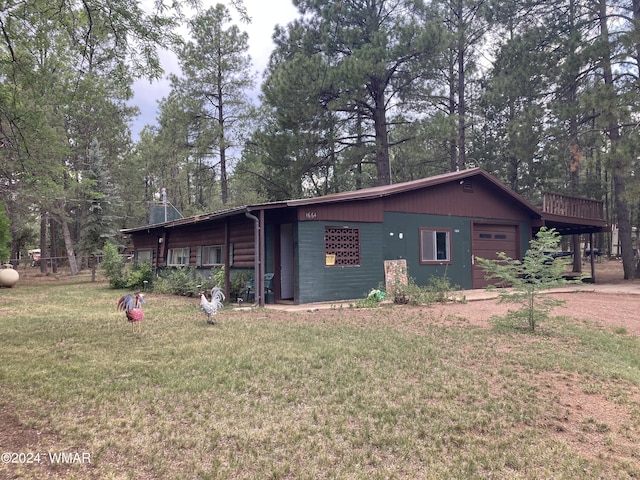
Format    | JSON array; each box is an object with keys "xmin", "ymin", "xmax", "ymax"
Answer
[{"xmin": 542, "ymin": 193, "xmax": 605, "ymax": 220}]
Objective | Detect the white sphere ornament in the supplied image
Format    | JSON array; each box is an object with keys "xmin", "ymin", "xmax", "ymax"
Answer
[{"xmin": 0, "ymin": 267, "xmax": 19, "ymax": 287}]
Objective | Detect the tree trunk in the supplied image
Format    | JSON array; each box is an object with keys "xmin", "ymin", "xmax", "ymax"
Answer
[
  {"xmin": 372, "ymin": 84, "xmax": 391, "ymax": 186},
  {"xmin": 598, "ymin": 0, "xmax": 635, "ymax": 278},
  {"xmin": 39, "ymin": 210, "xmax": 48, "ymax": 275},
  {"xmin": 456, "ymin": 0, "xmax": 467, "ymax": 171},
  {"xmin": 49, "ymin": 217, "xmax": 58, "ymax": 274},
  {"xmin": 448, "ymin": 55, "xmax": 457, "ymax": 172},
  {"xmin": 572, "ymin": 235, "xmax": 582, "ymax": 273},
  {"xmin": 61, "ymin": 218, "xmax": 80, "ymax": 275},
  {"xmin": 218, "ymin": 80, "xmax": 228, "ymax": 205},
  {"xmin": 613, "ymin": 173, "xmax": 635, "ymax": 278}
]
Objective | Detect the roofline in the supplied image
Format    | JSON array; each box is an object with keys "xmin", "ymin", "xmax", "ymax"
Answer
[
  {"xmin": 285, "ymin": 167, "xmax": 543, "ymax": 217},
  {"xmin": 121, "ymin": 168, "xmax": 548, "ymax": 234},
  {"xmin": 120, "ymin": 206, "xmax": 248, "ymax": 234},
  {"xmin": 120, "ymin": 200, "xmax": 295, "ymax": 234}
]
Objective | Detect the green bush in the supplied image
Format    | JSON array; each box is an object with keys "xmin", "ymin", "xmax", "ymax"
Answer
[
  {"xmin": 387, "ymin": 277, "xmax": 426, "ymax": 305},
  {"xmin": 423, "ymin": 272, "xmax": 461, "ymax": 304},
  {"xmin": 212, "ymin": 266, "xmax": 225, "ymax": 288},
  {"xmin": 126, "ymin": 261, "xmax": 153, "ymax": 290},
  {"xmin": 205, "ymin": 266, "xmax": 252, "ymax": 301},
  {"xmin": 152, "ymin": 267, "xmax": 252, "ymax": 301},
  {"xmin": 153, "ymin": 267, "xmax": 216, "ymax": 297},
  {"xmin": 385, "ymin": 272, "xmax": 463, "ymax": 306},
  {"xmin": 229, "ymin": 270, "xmax": 253, "ymax": 301},
  {"xmin": 101, "ymin": 242, "xmax": 127, "ymax": 288}
]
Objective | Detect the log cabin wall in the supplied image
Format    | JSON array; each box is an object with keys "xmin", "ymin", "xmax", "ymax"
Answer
[
  {"xmin": 130, "ymin": 232, "xmax": 158, "ymax": 251},
  {"xmin": 228, "ymin": 219, "xmax": 255, "ymax": 269},
  {"xmin": 129, "ymin": 231, "xmax": 160, "ymax": 267},
  {"xmin": 160, "ymin": 218, "xmax": 255, "ymax": 269}
]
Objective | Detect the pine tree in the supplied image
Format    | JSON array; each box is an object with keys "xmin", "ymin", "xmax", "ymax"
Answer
[
  {"xmin": 80, "ymin": 139, "xmax": 119, "ymax": 272},
  {"xmin": 174, "ymin": 4, "xmax": 255, "ymax": 206},
  {"xmin": 263, "ymin": 0, "xmax": 444, "ymax": 188},
  {"xmin": 477, "ymin": 227, "xmax": 579, "ymax": 332}
]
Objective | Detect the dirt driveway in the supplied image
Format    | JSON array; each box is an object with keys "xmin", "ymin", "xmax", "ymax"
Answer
[
  {"xmin": 270, "ymin": 259, "xmax": 640, "ymax": 335},
  {"xmin": 418, "ymin": 259, "xmax": 640, "ymax": 334}
]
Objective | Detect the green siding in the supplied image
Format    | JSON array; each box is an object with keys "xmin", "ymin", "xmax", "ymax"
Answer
[
  {"xmin": 294, "ymin": 214, "xmax": 531, "ymax": 304},
  {"xmin": 296, "ymin": 221, "xmax": 384, "ymax": 303},
  {"xmin": 384, "ymin": 212, "xmax": 473, "ymax": 289},
  {"xmin": 383, "ymin": 213, "xmax": 530, "ymax": 290}
]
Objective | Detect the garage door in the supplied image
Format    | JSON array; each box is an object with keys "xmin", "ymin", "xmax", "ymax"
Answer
[{"xmin": 472, "ymin": 223, "xmax": 518, "ymax": 289}]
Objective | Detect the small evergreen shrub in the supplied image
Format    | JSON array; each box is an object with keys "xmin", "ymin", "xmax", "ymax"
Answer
[
  {"xmin": 229, "ymin": 270, "xmax": 253, "ymax": 301},
  {"xmin": 126, "ymin": 261, "xmax": 153, "ymax": 290},
  {"xmin": 477, "ymin": 227, "xmax": 579, "ymax": 332},
  {"xmin": 153, "ymin": 267, "xmax": 215, "ymax": 296},
  {"xmin": 101, "ymin": 242, "xmax": 127, "ymax": 288}
]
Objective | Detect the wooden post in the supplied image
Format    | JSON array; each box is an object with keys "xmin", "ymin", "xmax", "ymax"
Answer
[
  {"xmin": 224, "ymin": 219, "xmax": 230, "ymax": 298},
  {"xmin": 259, "ymin": 209, "xmax": 265, "ymax": 307},
  {"xmin": 590, "ymin": 232, "xmax": 596, "ymax": 283}
]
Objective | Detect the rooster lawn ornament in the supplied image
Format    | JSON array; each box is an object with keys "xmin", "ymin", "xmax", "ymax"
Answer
[
  {"xmin": 117, "ymin": 291, "xmax": 146, "ymax": 333},
  {"xmin": 199, "ymin": 287, "xmax": 225, "ymax": 324}
]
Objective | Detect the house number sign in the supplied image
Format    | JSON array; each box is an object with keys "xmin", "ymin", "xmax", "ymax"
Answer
[{"xmin": 305, "ymin": 211, "xmax": 317, "ymax": 219}]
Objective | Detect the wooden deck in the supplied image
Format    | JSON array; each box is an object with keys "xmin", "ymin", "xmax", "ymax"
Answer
[{"xmin": 542, "ymin": 193, "xmax": 604, "ymax": 221}]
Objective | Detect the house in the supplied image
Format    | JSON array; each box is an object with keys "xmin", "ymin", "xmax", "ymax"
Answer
[{"xmin": 121, "ymin": 168, "xmax": 609, "ymax": 305}]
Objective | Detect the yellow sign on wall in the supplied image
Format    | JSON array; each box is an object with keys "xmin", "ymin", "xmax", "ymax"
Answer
[{"xmin": 325, "ymin": 254, "xmax": 336, "ymax": 266}]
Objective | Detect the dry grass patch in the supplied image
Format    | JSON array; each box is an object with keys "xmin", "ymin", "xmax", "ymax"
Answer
[{"xmin": 1, "ymin": 279, "xmax": 639, "ymax": 479}]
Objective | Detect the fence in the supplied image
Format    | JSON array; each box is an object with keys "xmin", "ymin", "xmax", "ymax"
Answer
[{"xmin": 6, "ymin": 255, "xmax": 106, "ymax": 271}]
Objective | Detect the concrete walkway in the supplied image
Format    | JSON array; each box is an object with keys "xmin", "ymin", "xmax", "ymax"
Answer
[
  {"xmin": 460, "ymin": 282, "xmax": 640, "ymax": 301},
  {"xmin": 252, "ymin": 281, "xmax": 640, "ymax": 312}
]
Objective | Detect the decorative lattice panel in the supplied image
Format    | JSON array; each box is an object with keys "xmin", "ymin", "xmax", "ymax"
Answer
[{"xmin": 324, "ymin": 227, "xmax": 360, "ymax": 266}]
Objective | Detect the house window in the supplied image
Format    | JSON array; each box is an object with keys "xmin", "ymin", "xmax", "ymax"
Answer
[
  {"xmin": 168, "ymin": 247, "xmax": 190, "ymax": 266},
  {"xmin": 325, "ymin": 226, "xmax": 360, "ymax": 266},
  {"xmin": 420, "ymin": 228, "xmax": 451, "ymax": 263},
  {"xmin": 136, "ymin": 249, "xmax": 153, "ymax": 264},
  {"xmin": 202, "ymin": 245, "xmax": 224, "ymax": 266}
]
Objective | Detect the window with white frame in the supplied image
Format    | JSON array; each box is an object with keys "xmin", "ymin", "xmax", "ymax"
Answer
[
  {"xmin": 168, "ymin": 247, "xmax": 190, "ymax": 266},
  {"xmin": 136, "ymin": 249, "xmax": 153, "ymax": 264},
  {"xmin": 201, "ymin": 245, "xmax": 224, "ymax": 266},
  {"xmin": 420, "ymin": 228, "xmax": 451, "ymax": 263}
]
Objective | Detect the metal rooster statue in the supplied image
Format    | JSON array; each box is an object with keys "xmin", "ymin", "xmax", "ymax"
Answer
[
  {"xmin": 117, "ymin": 291, "xmax": 146, "ymax": 333},
  {"xmin": 199, "ymin": 287, "xmax": 225, "ymax": 324}
]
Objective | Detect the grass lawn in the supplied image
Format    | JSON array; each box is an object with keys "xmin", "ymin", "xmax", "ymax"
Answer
[{"xmin": 1, "ymin": 277, "xmax": 640, "ymax": 479}]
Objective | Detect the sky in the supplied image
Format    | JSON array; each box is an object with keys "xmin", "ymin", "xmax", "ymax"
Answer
[{"xmin": 129, "ymin": 0, "xmax": 300, "ymax": 141}]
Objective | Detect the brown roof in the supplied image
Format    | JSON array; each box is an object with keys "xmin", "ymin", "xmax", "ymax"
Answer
[
  {"xmin": 285, "ymin": 167, "xmax": 541, "ymax": 215},
  {"xmin": 122, "ymin": 168, "xmax": 607, "ymax": 234}
]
